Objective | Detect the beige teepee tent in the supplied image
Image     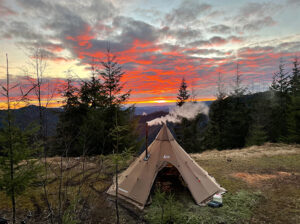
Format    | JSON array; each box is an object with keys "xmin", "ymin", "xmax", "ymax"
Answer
[{"xmin": 107, "ymin": 124, "xmax": 225, "ymax": 209}]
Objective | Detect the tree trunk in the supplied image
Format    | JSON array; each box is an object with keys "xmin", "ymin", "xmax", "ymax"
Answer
[
  {"xmin": 115, "ymin": 111, "xmax": 119, "ymax": 224},
  {"xmin": 115, "ymin": 161, "xmax": 119, "ymax": 224},
  {"xmin": 6, "ymin": 54, "xmax": 16, "ymax": 224}
]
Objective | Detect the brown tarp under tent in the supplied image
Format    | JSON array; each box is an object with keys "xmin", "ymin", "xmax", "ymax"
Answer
[{"xmin": 107, "ymin": 124, "xmax": 226, "ymax": 209}]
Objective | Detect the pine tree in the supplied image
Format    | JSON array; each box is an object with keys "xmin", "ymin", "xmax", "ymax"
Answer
[
  {"xmin": 286, "ymin": 96, "xmax": 300, "ymax": 143},
  {"xmin": 246, "ymin": 124, "xmax": 267, "ymax": 146},
  {"xmin": 246, "ymin": 93, "xmax": 269, "ymax": 146},
  {"xmin": 56, "ymin": 49, "xmax": 139, "ymax": 156},
  {"xmin": 290, "ymin": 57, "xmax": 300, "ymax": 96},
  {"xmin": 55, "ymin": 79, "xmax": 86, "ymax": 156},
  {"xmin": 216, "ymin": 72, "xmax": 226, "ymax": 100},
  {"xmin": 0, "ymin": 54, "xmax": 41, "ymax": 223},
  {"xmin": 80, "ymin": 76, "xmax": 108, "ymax": 109},
  {"xmin": 270, "ymin": 62, "xmax": 290, "ymax": 94},
  {"xmin": 0, "ymin": 123, "xmax": 41, "ymax": 221},
  {"xmin": 231, "ymin": 63, "xmax": 247, "ymax": 97},
  {"xmin": 97, "ymin": 48, "xmax": 137, "ymax": 155},
  {"xmin": 99, "ymin": 48, "xmax": 130, "ymax": 107},
  {"xmin": 177, "ymin": 78, "xmax": 190, "ymax": 106},
  {"xmin": 270, "ymin": 61, "xmax": 290, "ymax": 141},
  {"xmin": 285, "ymin": 57, "xmax": 300, "ymax": 143}
]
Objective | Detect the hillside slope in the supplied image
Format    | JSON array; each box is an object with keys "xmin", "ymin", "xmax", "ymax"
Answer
[
  {"xmin": 191, "ymin": 143, "xmax": 300, "ymax": 224},
  {"xmin": 0, "ymin": 143, "xmax": 299, "ymax": 223}
]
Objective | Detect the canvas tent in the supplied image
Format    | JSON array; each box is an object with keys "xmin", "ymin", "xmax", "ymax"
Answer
[{"xmin": 107, "ymin": 124, "xmax": 225, "ymax": 209}]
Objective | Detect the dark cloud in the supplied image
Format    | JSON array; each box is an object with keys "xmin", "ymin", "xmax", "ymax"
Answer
[
  {"xmin": 17, "ymin": 0, "xmax": 116, "ymax": 21},
  {"xmin": 160, "ymin": 26, "xmax": 202, "ymax": 42},
  {"xmin": 0, "ymin": 0, "xmax": 16, "ymax": 16},
  {"xmin": 165, "ymin": 0, "xmax": 211, "ymax": 25},
  {"xmin": 210, "ymin": 36, "xmax": 226, "ymax": 45},
  {"xmin": 287, "ymin": 0, "xmax": 300, "ymax": 6},
  {"xmin": 0, "ymin": 20, "xmax": 66, "ymax": 60},
  {"xmin": 184, "ymin": 48, "xmax": 229, "ymax": 56},
  {"xmin": 209, "ymin": 24, "xmax": 231, "ymax": 34},
  {"xmin": 234, "ymin": 2, "xmax": 280, "ymax": 32},
  {"xmin": 277, "ymin": 41, "xmax": 300, "ymax": 52},
  {"xmin": 243, "ymin": 16, "xmax": 276, "ymax": 31},
  {"xmin": 113, "ymin": 16, "xmax": 159, "ymax": 43},
  {"xmin": 189, "ymin": 36, "xmax": 241, "ymax": 48},
  {"xmin": 4, "ymin": 21, "xmax": 45, "ymax": 41},
  {"xmin": 239, "ymin": 2, "xmax": 280, "ymax": 19}
]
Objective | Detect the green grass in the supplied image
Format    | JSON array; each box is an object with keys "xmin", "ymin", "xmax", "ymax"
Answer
[{"xmin": 145, "ymin": 190, "xmax": 262, "ymax": 224}]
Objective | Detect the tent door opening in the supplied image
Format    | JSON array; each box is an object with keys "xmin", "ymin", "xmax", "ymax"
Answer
[{"xmin": 152, "ymin": 163, "xmax": 187, "ymax": 193}]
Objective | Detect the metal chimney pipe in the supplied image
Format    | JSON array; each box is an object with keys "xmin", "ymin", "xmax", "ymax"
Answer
[{"xmin": 144, "ymin": 122, "xmax": 149, "ymax": 161}]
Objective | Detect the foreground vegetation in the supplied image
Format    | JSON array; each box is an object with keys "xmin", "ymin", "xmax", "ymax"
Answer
[{"xmin": 0, "ymin": 143, "xmax": 299, "ymax": 223}]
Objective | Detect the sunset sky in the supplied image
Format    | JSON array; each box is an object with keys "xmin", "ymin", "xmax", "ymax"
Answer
[{"xmin": 0, "ymin": 0, "xmax": 300, "ymax": 108}]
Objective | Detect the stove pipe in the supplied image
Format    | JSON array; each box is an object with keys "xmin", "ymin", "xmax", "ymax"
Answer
[{"xmin": 144, "ymin": 122, "xmax": 149, "ymax": 160}]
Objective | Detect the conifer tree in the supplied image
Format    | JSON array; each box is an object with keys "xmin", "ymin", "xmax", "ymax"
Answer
[
  {"xmin": 231, "ymin": 63, "xmax": 247, "ymax": 97},
  {"xmin": 216, "ymin": 72, "xmax": 226, "ymax": 100},
  {"xmin": 246, "ymin": 124, "xmax": 267, "ymax": 146},
  {"xmin": 286, "ymin": 57, "xmax": 300, "ymax": 143},
  {"xmin": 99, "ymin": 48, "xmax": 130, "ymax": 107},
  {"xmin": 290, "ymin": 57, "xmax": 300, "ymax": 96},
  {"xmin": 286, "ymin": 96, "xmax": 300, "ymax": 143},
  {"xmin": 56, "ymin": 49, "xmax": 139, "ymax": 156},
  {"xmin": 270, "ymin": 62, "xmax": 290, "ymax": 94},
  {"xmin": 177, "ymin": 78, "xmax": 190, "ymax": 106},
  {"xmin": 0, "ymin": 54, "xmax": 41, "ymax": 223},
  {"xmin": 269, "ymin": 61, "xmax": 290, "ymax": 141}
]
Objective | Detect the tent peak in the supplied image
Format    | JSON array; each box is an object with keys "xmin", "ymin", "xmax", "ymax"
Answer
[{"xmin": 156, "ymin": 124, "xmax": 174, "ymax": 141}]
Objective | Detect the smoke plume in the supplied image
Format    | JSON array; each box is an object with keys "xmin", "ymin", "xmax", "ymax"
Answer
[{"xmin": 147, "ymin": 102, "xmax": 209, "ymax": 126}]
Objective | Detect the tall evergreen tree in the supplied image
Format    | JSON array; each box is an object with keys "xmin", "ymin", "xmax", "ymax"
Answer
[
  {"xmin": 177, "ymin": 78, "xmax": 190, "ymax": 107},
  {"xmin": 285, "ymin": 57, "xmax": 300, "ymax": 143},
  {"xmin": 202, "ymin": 95, "xmax": 250, "ymax": 150},
  {"xmin": 174, "ymin": 114, "xmax": 207, "ymax": 153},
  {"xmin": 290, "ymin": 57, "xmax": 300, "ymax": 96},
  {"xmin": 0, "ymin": 54, "xmax": 40, "ymax": 223},
  {"xmin": 231, "ymin": 63, "xmax": 247, "ymax": 97},
  {"xmin": 286, "ymin": 95, "xmax": 300, "ymax": 143},
  {"xmin": 270, "ymin": 61, "xmax": 290, "ymax": 94},
  {"xmin": 55, "ymin": 79, "xmax": 86, "ymax": 156},
  {"xmin": 99, "ymin": 48, "xmax": 130, "ymax": 107},
  {"xmin": 56, "ymin": 50, "xmax": 139, "ymax": 156},
  {"xmin": 269, "ymin": 61, "xmax": 290, "ymax": 141},
  {"xmin": 216, "ymin": 72, "xmax": 226, "ymax": 100}
]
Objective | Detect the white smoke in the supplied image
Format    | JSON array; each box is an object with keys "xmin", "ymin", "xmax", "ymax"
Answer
[{"xmin": 147, "ymin": 102, "xmax": 209, "ymax": 126}]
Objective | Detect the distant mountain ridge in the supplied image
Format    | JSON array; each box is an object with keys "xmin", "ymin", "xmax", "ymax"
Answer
[
  {"xmin": 0, "ymin": 101, "xmax": 214, "ymax": 136},
  {"xmin": 0, "ymin": 105, "xmax": 62, "ymax": 136},
  {"xmin": 133, "ymin": 101, "xmax": 213, "ymax": 115}
]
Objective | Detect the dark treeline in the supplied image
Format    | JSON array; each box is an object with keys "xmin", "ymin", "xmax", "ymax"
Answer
[
  {"xmin": 174, "ymin": 58, "xmax": 300, "ymax": 151},
  {"xmin": 53, "ymin": 50, "xmax": 140, "ymax": 156}
]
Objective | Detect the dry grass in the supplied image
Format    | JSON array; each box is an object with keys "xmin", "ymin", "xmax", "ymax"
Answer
[
  {"xmin": 192, "ymin": 142, "xmax": 300, "ymax": 160},
  {"xmin": 231, "ymin": 171, "xmax": 296, "ymax": 184},
  {"xmin": 0, "ymin": 143, "xmax": 299, "ymax": 223},
  {"xmin": 191, "ymin": 143, "xmax": 300, "ymax": 224}
]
